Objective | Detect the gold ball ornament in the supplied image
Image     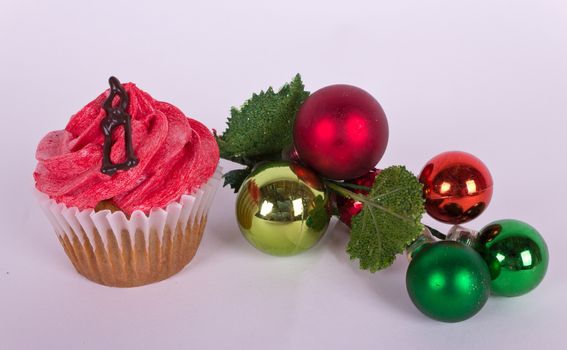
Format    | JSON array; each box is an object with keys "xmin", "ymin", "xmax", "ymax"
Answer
[{"xmin": 236, "ymin": 162, "xmax": 330, "ymax": 256}]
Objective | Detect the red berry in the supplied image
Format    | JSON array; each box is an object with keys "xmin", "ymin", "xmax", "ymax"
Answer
[{"xmin": 337, "ymin": 169, "xmax": 381, "ymax": 227}]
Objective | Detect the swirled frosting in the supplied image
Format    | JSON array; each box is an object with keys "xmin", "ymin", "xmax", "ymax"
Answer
[{"xmin": 34, "ymin": 83, "xmax": 219, "ymax": 214}]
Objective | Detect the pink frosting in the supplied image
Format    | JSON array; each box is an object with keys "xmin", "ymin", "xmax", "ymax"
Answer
[{"xmin": 34, "ymin": 83, "xmax": 219, "ymax": 215}]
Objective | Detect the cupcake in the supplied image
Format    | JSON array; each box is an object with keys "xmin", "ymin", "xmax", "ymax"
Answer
[{"xmin": 34, "ymin": 77, "xmax": 221, "ymax": 287}]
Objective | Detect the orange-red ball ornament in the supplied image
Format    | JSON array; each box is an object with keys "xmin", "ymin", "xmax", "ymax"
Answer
[
  {"xmin": 419, "ymin": 151, "xmax": 493, "ymax": 224},
  {"xmin": 293, "ymin": 85, "xmax": 389, "ymax": 180}
]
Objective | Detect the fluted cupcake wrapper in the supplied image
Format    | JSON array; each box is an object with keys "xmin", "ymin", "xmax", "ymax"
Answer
[{"xmin": 35, "ymin": 168, "xmax": 222, "ymax": 287}]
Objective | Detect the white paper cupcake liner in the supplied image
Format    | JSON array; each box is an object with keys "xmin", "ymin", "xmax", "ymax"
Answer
[{"xmin": 35, "ymin": 168, "xmax": 222, "ymax": 287}]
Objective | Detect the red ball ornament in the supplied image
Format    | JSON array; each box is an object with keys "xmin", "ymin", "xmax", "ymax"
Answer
[
  {"xmin": 419, "ymin": 151, "xmax": 493, "ymax": 224},
  {"xmin": 293, "ymin": 85, "xmax": 389, "ymax": 180},
  {"xmin": 336, "ymin": 169, "xmax": 380, "ymax": 227}
]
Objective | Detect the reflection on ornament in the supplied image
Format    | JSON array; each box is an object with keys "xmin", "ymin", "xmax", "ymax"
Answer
[
  {"xmin": 419, "ymin": 151, "xmax": 493, "ymax": 224},
  {"xmin": 236, "ymin": 162, "xmax": 330, "ymax": 256},
  {"xmin": 476, "ymin": 219, "xmax": 548, "ymax": 296}
]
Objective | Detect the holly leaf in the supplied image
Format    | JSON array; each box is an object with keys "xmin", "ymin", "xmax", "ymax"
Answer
[
  {"xmin": 223, "ymin": 168, "xmax": 252, "ymax": 193},
  {"xmin": 347, "ymin": 166, "xmax": 425, "ymax": 272},
  {"xmin": 214, "ymin": 74, "xmax": 309, "ymax": 166}
]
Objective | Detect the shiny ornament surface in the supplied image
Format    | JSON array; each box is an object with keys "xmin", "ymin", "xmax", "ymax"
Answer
[
  {"xmin": 419, "ymin": 151, "xmax": 493, "ymax": 224},
  {"xmin": 236, "ymin": 162, "xmax": 330, "ymax": 256},
  {"xmin": 406, "ymin": 241, "xmax": 491, "ymax": 322},
  {"xmin": 476, "ymin": 219, "xmax": 548, "ymax": 296},
  {"xmin": 336, "ymin": 168, "xmax": 380, "ymax": 226},
  {"xmin": 293, "ymin": 85, "xmax": 389, "ymax": 180}
]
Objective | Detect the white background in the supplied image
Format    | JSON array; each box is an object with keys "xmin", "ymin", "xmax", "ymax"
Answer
[{"xmin": 1, "ymin": 0, "xmax": 566, "ymax": 349}]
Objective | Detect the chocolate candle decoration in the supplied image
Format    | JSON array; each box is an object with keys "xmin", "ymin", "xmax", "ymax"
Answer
[{"xmin": 100, "ymin": 76, "xmax": 139, "ymax": 176}]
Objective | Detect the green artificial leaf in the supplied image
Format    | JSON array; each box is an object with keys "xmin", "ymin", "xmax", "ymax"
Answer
[
  {"xmin": 346, "ymin": 166, "xmax": 425, "ymax": 272},
  {"xmin": 214, "ymin": 74, "xmax": 309, "ymax": 166},
  {"xmin": 223, "ymin": 168, "xmax": 252, "ymax": 193},
  {"xmin": 306, "ymin": 195, "xmax": 329, "ymax": 231}
]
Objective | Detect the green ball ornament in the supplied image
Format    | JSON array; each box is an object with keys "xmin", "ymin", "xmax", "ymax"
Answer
[
  {"xmin": 476, "ymin": 219, "xmax": 549, "ymax": 297},
  {"xmin": 235, "ymin": 161, "xmax": 330, "ymax": 256},
  {"xmin": 406, "ymin": 241, "xmax": 491, "ymax": 322}
]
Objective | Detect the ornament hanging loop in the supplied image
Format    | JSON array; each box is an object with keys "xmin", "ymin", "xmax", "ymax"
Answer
[{"xmin": 446, "ymin": 225, "xmax": 478, "ymax": 246}]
